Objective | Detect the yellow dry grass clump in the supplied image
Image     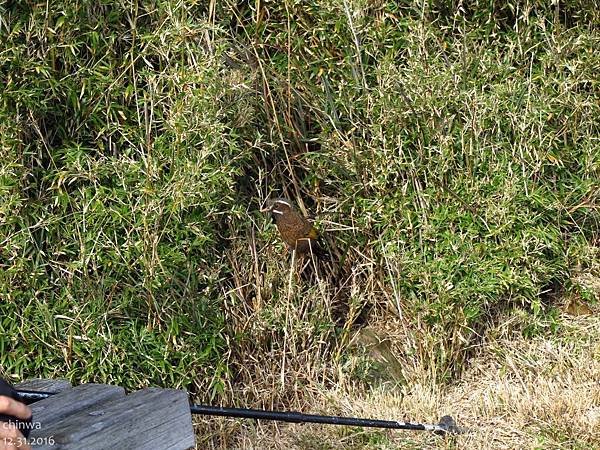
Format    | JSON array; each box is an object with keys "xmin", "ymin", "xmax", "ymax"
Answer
[{"xmin": 195, "ymin": 283, "xmax": 600, "ymax": 449}]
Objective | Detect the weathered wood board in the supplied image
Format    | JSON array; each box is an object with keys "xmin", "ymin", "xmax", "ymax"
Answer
[{"xmin": 14, "ymin": 381, "xmax": 195, "ymax": 450}]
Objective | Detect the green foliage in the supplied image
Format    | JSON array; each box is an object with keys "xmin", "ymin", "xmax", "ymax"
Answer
[{"xmin": 1, "ymin": 0, "xmax": 598, "ymax": 394}]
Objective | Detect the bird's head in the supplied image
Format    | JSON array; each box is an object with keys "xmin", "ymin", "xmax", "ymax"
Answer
[{"xmin": 260, "ymin": 198, "xmax": 294, "ymax": 222}]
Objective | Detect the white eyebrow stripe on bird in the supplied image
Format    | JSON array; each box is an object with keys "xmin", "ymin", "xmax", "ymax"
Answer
[{"xmin": 274, "ymin": 199, "xmax": 291, "ymax": 207}]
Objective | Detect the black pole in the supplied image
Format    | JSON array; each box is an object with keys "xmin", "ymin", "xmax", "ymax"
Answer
[
  {"xmin": 190, "ymin": 405, "xmax": 437, "ymax": 431},
  {"xmin": 14, "ymin": 389, "xmax": 53, "ymax": 404},
  {"xmin": 15, "ymin": 389, "xmax": 464, "ymax": 434}
]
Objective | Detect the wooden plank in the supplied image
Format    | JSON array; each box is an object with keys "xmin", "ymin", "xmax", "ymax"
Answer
[
  {"xmin": 33, "ymin": 387, "xmax": 194, "ymax": 450},
  {"xmin": 15, "ymin": 379, "xmax": 71, "ymax": 393},
  {"xmin": 29, "ymin": 384, "xmax": 125, "ymax": 431}
]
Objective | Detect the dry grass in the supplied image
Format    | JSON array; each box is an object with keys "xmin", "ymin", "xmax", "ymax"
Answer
[{"xmin": 195, "ymin": 270, "xmax": 600, "ymax": 449}]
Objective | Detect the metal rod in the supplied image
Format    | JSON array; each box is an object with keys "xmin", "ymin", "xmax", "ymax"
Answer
[
  {"xmin": 16, "ymin": 389, "xmax": 464, "ymax": 434},
  {"xmin": 15, "ymin": 390, "xmax": 53, "ymax": 403},
  {"xmin": 190, "ymin": 405, "xmax": 441, "ymax": 431}
]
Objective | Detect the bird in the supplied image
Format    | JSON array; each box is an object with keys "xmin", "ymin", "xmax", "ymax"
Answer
[{"xmin": 260, "ymin": 198, "xmax": 320, "ymax": 255}]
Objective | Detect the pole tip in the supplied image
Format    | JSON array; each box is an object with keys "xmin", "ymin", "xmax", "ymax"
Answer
[{"xmin": 435, "ymin": 415, "xmax": 467, "ymax": 435}]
